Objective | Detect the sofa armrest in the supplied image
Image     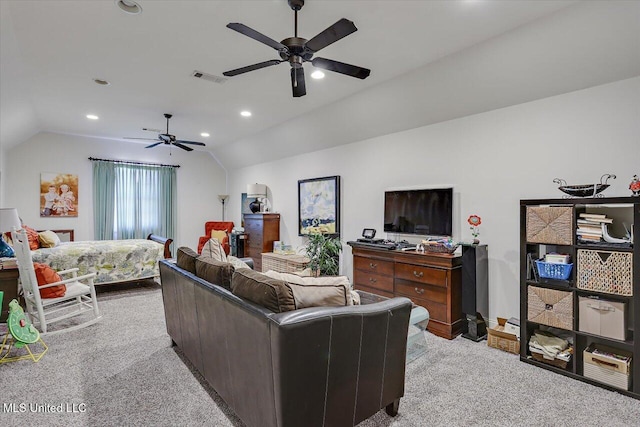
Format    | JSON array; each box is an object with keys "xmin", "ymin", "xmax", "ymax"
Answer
[{"xmin": 268, "ymin": 297, "xmax": 412, "ymax": 426}]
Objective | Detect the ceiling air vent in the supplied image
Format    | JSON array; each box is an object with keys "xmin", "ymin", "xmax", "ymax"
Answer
[{"xmin": 192, "ymin": 70, "xmax": 227, "ymax": 84}]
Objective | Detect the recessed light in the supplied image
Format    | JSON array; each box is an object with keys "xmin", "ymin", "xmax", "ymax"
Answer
[
  {"xmin": 311, "ymin": 70, "xmax": 325, "ymax": 79},
  {"xmin": 200, "ymin": 132, "xmax": 210, "ymax": 137},
  {"xmin": 86, "ymin": 114, "xmax": 99, "ymax": 120},
  {"xmin": 240, "ymin": 111, "xmax": 252, "ymax": 117},
  {"xmin": 115, "ymin": 0, "xmax": 142, "ymax": 14},
  {"xmin": 93, "ymin": 78, "xmax": 110, "ymax": 86}
]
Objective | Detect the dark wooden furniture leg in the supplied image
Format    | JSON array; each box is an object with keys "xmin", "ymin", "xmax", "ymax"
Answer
[{"xmin": 385, "ymin": 399, "xmax": 400, "ymax": 416}]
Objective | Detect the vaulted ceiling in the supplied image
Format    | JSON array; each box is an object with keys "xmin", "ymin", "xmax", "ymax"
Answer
[{"xmin": 2, "ymin": 1, "xmax": 638, "ymax": 169}]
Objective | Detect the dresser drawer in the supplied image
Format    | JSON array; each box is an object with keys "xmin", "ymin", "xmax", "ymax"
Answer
[
  {"xmin": 353, "ymin": 270, "xmax": 394, "ymax": 293},
  {"xmin": 395, "ymin": 280, "xmax": 447, "ymax": 305},
  {"xmin": 354, "ymin": 256, "xmax": 394, "ymax": 276},
  {"xmin": 355, "ymin": 284, "xmax": 394, "ymax": 299},
  {"xmin": 395, "ymin": 263, "xmax": 447, "ymax": 287},
  {"xmin": 413, "ymin": 299, "xmax": 447, "ymax": 322}
]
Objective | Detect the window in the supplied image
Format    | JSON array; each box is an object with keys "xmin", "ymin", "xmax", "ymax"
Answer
[{"xmin": 92, "ymin": 159, "xmax": 176, "ymax": 240}]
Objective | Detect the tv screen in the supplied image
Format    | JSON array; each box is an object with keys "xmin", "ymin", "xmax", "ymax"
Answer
[{"xmin": 384, "ymin": 188, "xmax": 453, "ymax": 236}]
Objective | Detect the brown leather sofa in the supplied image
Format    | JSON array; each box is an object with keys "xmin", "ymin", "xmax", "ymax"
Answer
[{"xmin": 159, "ymin": 258, "xmax": 412, "ymax": 427}]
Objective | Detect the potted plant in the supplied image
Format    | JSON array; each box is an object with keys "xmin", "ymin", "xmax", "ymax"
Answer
[{"xmin": 304, "ymin": 233, "xmax": 342, "ymax": 276}]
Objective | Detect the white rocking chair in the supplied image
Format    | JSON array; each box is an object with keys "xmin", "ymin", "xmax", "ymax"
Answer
[{"xmin": 12, "ymin": 228, "xmax": 102, "ymax": 335}]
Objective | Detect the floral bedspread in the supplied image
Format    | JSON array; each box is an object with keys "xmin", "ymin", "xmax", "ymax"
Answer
[{"xmin": 31, "ymin": 239, "xmax": 164, "ymax": 284}]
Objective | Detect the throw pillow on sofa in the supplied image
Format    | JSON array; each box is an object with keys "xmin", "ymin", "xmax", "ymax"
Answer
[
  {"xmin": 227, "ymin": 255, "xmax": 251, "ymax": 270},
  {"xmin": 176, "ymin": 246, "xmax": 199, "ymax": 274},
  {"xmin": 33, "ymin": 262, "xmax": 66, "ymax": 298},
  {"xmin": 231, "ymin": 269, "xmax": 296, "ymax": 313},
  {"xmin": 195, "ymin": 256, "xmax": 234, "ymax": 289},
  {"xmin": 201, "ymin": 238, "xmax": 227, "ymax": 262},
  {"xmin": 263, "ymin": 271, "xmax": 360, "ymax": 306}
]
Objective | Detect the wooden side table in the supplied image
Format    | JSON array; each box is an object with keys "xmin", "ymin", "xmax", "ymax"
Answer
[{"xmin": 0, "ymin": 268, "xmax": 20, "ymax": 322}]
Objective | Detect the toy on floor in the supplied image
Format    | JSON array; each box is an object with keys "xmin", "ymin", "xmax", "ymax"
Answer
[{"xmin": 0, "ymin": 299, "xmax": 48, "ymax": 363}]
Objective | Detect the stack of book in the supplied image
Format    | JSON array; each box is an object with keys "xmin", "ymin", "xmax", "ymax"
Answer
[
  {"xmin": 0, "ymin": 257, "xmax": 18, "ymax": 270},
  {"xmin": 576, "ymin": 213, "xmax": 612, "ymax": 243}
]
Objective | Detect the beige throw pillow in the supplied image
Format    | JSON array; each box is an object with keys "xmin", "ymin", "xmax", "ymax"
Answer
[
  {"xmin": 210, "ymin": 229, "xmax": 227, "ymax": 242},
  {"xmin": 263, "ymin": 271, "xmax": 357, "ymax": 306},
  {"xmin": 201, "ymin": 238, "xmax": 227, "ymax": 262},
  {"xmin": 227, "ymin": 255, "xmax": 251, "ymax": 270},
  {"xmin": 38, "ymin": 230, "xmax": 61, "ymax": 248}
]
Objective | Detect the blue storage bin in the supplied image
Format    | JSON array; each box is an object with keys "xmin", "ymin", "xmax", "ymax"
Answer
[{"xmin": 535, "ymin": 260, "xmax": 573, "ymax": 280}]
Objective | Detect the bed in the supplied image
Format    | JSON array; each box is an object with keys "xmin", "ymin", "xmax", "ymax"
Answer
[{"xmin": 30, "ymin": 234, "xmax": 173, "ymax": 285}]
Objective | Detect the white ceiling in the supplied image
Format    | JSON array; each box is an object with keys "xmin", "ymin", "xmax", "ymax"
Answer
[{"xmin": 2, "ymin": 0, "xmax": 638, "ymax": 169}]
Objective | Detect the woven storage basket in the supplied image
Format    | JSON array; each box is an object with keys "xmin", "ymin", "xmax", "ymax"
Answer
[
  {"xmin": 526, "ymin": 206, "xmax": 573, "ymax": 245},
  {"xmin": 577, "ymin": 249, "xmax": 633, "ymax": 296},
  {"xmin": 261, "ymin": 253, "xmax": 310, "ymax": 273},
  {"xmin": 527, "ymin": 286, "xmax": 573, "ymax": 330}
]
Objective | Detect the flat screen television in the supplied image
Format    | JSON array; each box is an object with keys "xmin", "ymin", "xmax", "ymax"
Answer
[{"xmin": 384, "ymin": 188, "xmax": 453, "ymax": 237}]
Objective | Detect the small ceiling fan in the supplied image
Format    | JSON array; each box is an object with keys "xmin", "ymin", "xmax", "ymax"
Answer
[
  {"xmin": 223, "ymin": 0, "xmax": 370, "ymax": 97},
  {"xmin": 124, "ymin": 114, "xmax": 206, "ymax": 151}
]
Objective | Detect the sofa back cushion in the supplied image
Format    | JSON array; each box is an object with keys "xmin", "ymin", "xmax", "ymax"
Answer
[
  {"xmin": 176, "ymin": 246, "xmax": 199, "ymax": 274},
  {"xmin": 231, "ymin": 269, "xmax": 296, "ymax": 313},
  {"xmin": 263, "ymin": 270, "xmax": 352, "ymax": 308},
  {"xmin": 195, "ymin": 256, "xmax": 234, "ymax": 289}
]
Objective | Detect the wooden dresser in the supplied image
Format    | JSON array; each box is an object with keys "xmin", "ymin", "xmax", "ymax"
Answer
[
  {"xmin": 350, "ymin": 244, "xmax": 463, "ymax": 339},
  {"xmin": 244, "ymin": 213, "xmax": 280, "ymax": 272}
]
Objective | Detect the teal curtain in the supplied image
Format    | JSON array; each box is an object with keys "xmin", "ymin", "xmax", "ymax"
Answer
[
  {"xmin": 93, "ymin": 161, "xmax": 116, "ymax": 239},
  {"xmin": 92, "ymin": 160, "xmax": 176, "ymax": 240}
]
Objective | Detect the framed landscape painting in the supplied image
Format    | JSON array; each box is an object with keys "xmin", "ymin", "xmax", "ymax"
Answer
[
  {"xmin": 40, "ymin": 172, "xmax": 78, "ymax": 217},
  {"xmin": 298, "ymin": 175, "xmax": 340, "ymax": 235}
]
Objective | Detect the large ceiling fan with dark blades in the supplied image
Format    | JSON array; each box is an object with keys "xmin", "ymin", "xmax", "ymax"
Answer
[
  {"xmin": 124, "ymin": 114, "xmax": 206, "ymax": 152},
  {"xmin": 223, "ymin": 0, "xmax": 370, "ymax": 97}
]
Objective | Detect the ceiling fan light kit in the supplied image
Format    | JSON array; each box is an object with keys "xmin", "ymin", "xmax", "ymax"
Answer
[
  {"xmin": 124, "ymin": 114, "xmax": 206, "ymax": 152},
  {"xmin": 223, "ymin": 0, "xmax": 370, "ymax": 97}
]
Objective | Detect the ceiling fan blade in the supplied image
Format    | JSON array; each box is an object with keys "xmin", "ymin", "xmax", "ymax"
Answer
[
  {"xmin": 311, "ymin": 57, "xmax": 370, "ymax": 79},
  {"xmin": 125, "ymin": 137, "xmax": 162, "ymax": 141},
  {"xmin": 227, "ymin": 23, "xmax": 288, "ymax": 52},
  {"xmin": 175, "ymin": 140, "xmax": 206, "ymax": 146},
  {"xmin": 173, "ymin": 142, "xmax": 194, "ymax": 152},
  {"xmin": 305, "ymin": 18, "xmax": 358, "ymax": 53},
  {"xmin": 223, "ymin": 59, "xmax": 283, "ymax": 77},
  {"xmin": 291, "ymin": 67, "xmax": 306, "ymax": 97},
  {"xmin": 145, "ymin": 141, "xmax": 164, "ymax": 149}
]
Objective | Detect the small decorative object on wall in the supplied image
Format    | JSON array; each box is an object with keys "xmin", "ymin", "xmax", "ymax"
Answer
[
  {"xmin": 468, "ymin": 214, "xmax": 482, "ymax": 244},
  {"xmin": 298, "ymin": 175, "xmax": 340, "ymax": 235},
  {"xmin": 629, "ymin": 175, "xmax": 640, "ymax": 197},
  {"xmin": 40, "ymin": 173, "xmax": 78, "ymax": 217},
  {"xmin": 553, "ymin": 174, "xmax": 615, "ymax": 198}
]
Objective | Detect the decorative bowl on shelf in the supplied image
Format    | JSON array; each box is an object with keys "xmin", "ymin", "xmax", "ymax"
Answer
[{"xmin": 553, "ymin": 174, "xmax": 615, "ymax": 198}]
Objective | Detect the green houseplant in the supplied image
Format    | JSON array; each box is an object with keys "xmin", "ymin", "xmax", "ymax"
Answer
[{"xmin": 304, "ymin": 233, "xmax": 342, "ymax": 276}]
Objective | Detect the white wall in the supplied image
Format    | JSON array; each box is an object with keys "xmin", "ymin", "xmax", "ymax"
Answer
[
  {"xmin": 228, "ymin": 76, "xmax": 640, "ymax": 323},
  {"xmin": 3, "ymin": 132, "xmax": 227, "ymax": 251}
]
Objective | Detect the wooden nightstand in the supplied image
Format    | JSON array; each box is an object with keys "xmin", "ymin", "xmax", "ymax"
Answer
[{"xmin": 0, "ymin": 268, "xmax": 20, "ymax": 322}]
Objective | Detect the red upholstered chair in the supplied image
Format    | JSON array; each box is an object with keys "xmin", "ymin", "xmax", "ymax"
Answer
[{"xmin": 197, "ymin": 221, "xmax": 234, "ymax": 255}]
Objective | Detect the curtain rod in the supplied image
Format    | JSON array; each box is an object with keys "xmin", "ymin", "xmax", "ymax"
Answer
[{"xmin": 88, "ymin": 157, "xmax": 180, "ymax": 168}]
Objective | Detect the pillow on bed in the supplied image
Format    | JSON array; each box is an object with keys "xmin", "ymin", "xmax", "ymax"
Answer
[
  {"xmin": 24, "ymin": 225, "xmax": 41, "ymax": 250},
  {"xmin": 38, "ymin": 230, "xmax": 61, "ymax": 248},
  {"xmin": 33, "ymin": 262, "xmax": 66, "ymax": 298}
]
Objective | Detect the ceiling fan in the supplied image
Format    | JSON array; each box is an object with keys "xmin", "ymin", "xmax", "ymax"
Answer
[
  {"xmin": 223, "ymin": 0, "xmax": 371, "ymax": 97},
  {"xmin": 124, "ymin": 114, "xmax": 206, "ymax": 151}
]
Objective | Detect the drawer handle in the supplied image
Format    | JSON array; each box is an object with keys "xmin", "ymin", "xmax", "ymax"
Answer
[
  {"xmin": 414, "ymin": 287, "xmax": 425, "ymax": 295},
  {"xmin": 369, "ymin": 278, "xmax": 377, "ymax": 283},
  {"xmin": 413, "ymin": 271, "xmax": 424, "ymax": 278},
  {"xmin": 369, "ymin": 262, "xmax": 377, "ymax": 269}
]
